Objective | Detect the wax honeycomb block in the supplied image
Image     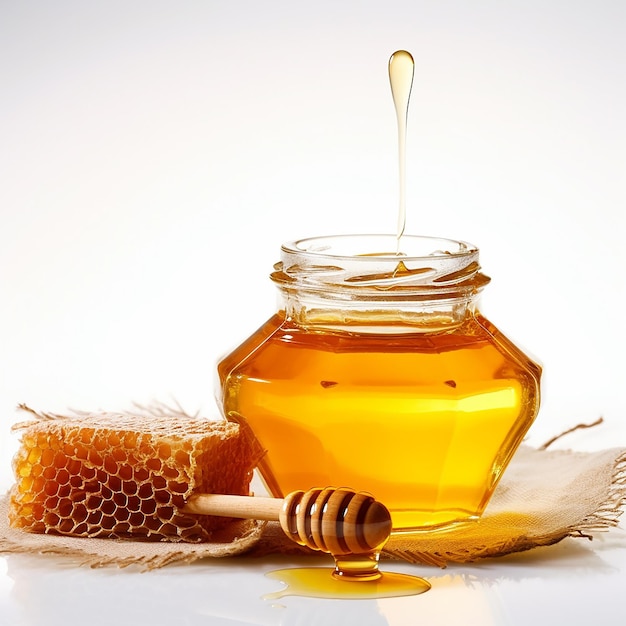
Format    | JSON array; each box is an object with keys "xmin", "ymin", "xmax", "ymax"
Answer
[{"xmin": 8, "ymin": 406, "xmax": 255, "ymax": 542}]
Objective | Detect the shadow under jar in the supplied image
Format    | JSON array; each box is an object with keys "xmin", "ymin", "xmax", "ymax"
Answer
[{"xmin": 216, "ymin": 235, "xmax": 541, "ymax": 533}]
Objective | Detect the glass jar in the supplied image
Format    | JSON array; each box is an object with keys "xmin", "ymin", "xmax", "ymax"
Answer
[{"xmin": 216, "ymin": 234, "xmax": 541, "ymax": 532}]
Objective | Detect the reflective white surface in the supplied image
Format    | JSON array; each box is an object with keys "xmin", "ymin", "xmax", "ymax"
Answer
[
  {"xmin": 1, "ymin": 529, "xmax": 625, "ymax": 626},
  {"xmin": 1, "ymin": 1, "xmax": 625, "ymax": 624}
]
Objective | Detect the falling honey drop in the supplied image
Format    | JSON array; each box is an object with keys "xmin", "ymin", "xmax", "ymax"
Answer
[
  {"xmin": 388, "ymin": 50, "xmax": 415, "ymax": 253},
  {"xmin": 264, "ymin": 567, "xmax": 431, "ymax": 600}
]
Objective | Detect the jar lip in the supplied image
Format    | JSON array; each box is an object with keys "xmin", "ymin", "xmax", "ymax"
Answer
[
  {"xmin": 273, "ymin": 233, "xmax": 488, "ymax": 295},
  {"xmin": 282, "ymin": 234, "xmax": 478, "ymax": 261}
]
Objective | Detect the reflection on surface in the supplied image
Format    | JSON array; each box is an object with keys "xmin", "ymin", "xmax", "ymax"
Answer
[
  {"xmin": 377, "ymin": 574, "xmax": 506, "ymax": 626},
  {"xmin": 0, "ymin": 531, "xmax": 624, "ymax": 626},
  {"xmin": 0, "ymin": 558, "xmax": 18, "ymax": 626}
]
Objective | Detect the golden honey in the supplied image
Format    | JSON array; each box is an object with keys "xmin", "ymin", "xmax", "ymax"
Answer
[{"xmin": 217, "ymin": 235, "xmax": 541, "ymax": 532}]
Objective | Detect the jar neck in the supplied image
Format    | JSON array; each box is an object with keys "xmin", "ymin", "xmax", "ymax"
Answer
[{"xmin": 270, "ymin": 234, "xmax": 490, "ymax": 333}]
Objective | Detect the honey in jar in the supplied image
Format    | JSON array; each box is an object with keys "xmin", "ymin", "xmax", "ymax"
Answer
[{"xmin": 216, "ymin": 234, "xmax": 542, "ymax": 532}]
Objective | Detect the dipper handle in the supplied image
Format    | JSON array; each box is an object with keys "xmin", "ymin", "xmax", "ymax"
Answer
[
  {"xmin": 185, "ymin": 487, "xmax": 392, "ymax": 556},
  {"xmin": 185, "ymin": 493, "xmax": 283, "ymax": 521}
]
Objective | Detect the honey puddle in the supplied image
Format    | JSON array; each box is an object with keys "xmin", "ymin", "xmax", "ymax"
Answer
[{"xmin": 264, "ymin": 567, "xmax": 431, "ymax": 600}]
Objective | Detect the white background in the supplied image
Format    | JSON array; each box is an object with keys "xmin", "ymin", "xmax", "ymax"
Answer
[{"xmin": 1, "ymin": 2, "xmax": 625, "ymax": 624}]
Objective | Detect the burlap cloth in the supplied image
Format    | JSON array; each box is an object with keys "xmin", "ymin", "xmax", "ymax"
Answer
[{"xmin": 1, "ymin": 426, "xmax": 625, "ymax": 570}]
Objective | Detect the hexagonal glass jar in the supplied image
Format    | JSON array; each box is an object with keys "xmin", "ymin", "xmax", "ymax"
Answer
[{"xmin": 216, "ymin": 235, "xmax": 541, "ymax": 532}]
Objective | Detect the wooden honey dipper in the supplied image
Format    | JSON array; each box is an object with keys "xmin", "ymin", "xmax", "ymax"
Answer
[{"xmin": 184, "ymin": 486, "xmax": 393, "ymax": 556}]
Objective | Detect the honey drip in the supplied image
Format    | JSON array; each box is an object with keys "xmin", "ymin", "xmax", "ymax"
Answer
[
  {"xmin": 273, "ymin": 486, "xmax": 430, "ymax": 596},
  {"xmin": 388, "ymin": 50, "xmax": 415, "ymax": 253}
]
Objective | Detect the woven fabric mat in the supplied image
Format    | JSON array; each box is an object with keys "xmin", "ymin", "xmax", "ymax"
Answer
[{"xmin": 1, "ymin": 443, "xmax": 625, "ymax": 569}]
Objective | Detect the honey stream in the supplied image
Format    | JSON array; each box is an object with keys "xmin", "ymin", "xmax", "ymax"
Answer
[{"xmin": 389, "ymin": 50, "xmax": 415, "ymax": 253}]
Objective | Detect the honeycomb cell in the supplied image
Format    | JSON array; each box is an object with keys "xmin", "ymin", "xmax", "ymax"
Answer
[
  {"xmin": 45, "ymin": 512, "xmax": 60, "ymax": 527},
  {"xmin": 140, "ymin": 499, "xmax": 157, "ymax": 515},
  {"xmin": 134, "ymin": 467, "xmax": 149, "ymax": 482},
  {"xmin": 57, "ymin": 483, "xmax": 71, "ymax": 498},
  {"xmin": 174, "ymin": 514, "xmax": 198, "ymax": 529},
  {"xmin": 159, "ymin": 523, "xmax": 177, "ymax": 536},
  {"xmin": 86, "ymin": 495, "xmax": 101, "ymax": 511},
  {"xmin": 87, "ymin": 510, "xmax": 103, "ymax": 525},
  {"xmin": 101, "ymin": 499, "xmax": 116, "ymax": 516},
  {"xmin": 138, "ymin": 483, "xmax": 153, "ymax": 499},
  {"xmin": 169, "ymin": 481, "xmax": 188, "ymax": 494},
  {"xmin": 111, "ymin": 448, "xmax": 126, "ymax": 463},
  {"xmin": 57, "ymin": 498, "xmax": 74, "ymax": 518},
  {"xmin": 118, "ymin": 464, "xmax": 133, "ymax": 481},
  {"xmin": 144, "ymin": 517, "xmax": 161, "ymax": 532},
  {"xmin": 122, "ymin": 481, "xmax": 138, "ymax": 496},
  {"xmin": 73, "ymin": 504, "xmax": 88, "ymax": 523},
  {"xmin": 27, "ymin": 448, "xmax": 41, "ymax": 465},
  {"xmin": 175, "ymin": 450, "xmax": 190, "ymax": 466},
  {"xmin": 146, "ymin": 458, "xmax": 161, "ymax": 472},
  {"xmin": 129, "ymin": 512, "xmax": 144, "ymax": 527},
  {"xmin": 153, "ymin": 475, "xmax": 167, "ymax": 490},
  {"xmin": 80, "ymin": 429, "xmax": 94, "ymax": 444},
  {"xmin": 115, "ymin": 507, "xmax": 131, "ymax": 522},
  {"xmin": 113, "ymin": 492, "xmax": 128, "ymax": 508},
  {"xmin": 88, "ymin": 450, "xmax": 103, "ymax": 466},
  {"xmin": 54, "ymin": 451, "xmax": 67, "ymax": 469},
  {"xmin": 74, "ymin": 444, "xmax": 88, "ymax": 461},
  {"xmin": 9, "ymin": 408, "xmax": 255, "ymax": 542},
  {"xmin": 127, "ymin": 496, "xmax": 141, "ymax": 512},
  {"xmin": 103, "ymin": 457, "xmax": 118, "ymax": 475},
  {"xmin": 58, "ymin": 518, "xmax": 74, "ymax": 534},
  {"xmin": 154, "ymin": 489, "xmax": 170, "ymax": 503},
  {"xmin": 32, "ymin": 503, "xmax": 44, "ymax": 521},
  {"xmin": 156, "ymin": 505, "xmax": 174, "ymax": 519},
  {"xmin": 162, "ymin": 464, "xmax": 178, "ymax": 479},
  {"xmin": 44, "ymin": 496, "xmax": 59, "ymax": 511},
  {"xmin": 31, "ymin": 477, "xmax": 44, "ymax": 493},
  {"xmin": 41, "ymin": 448, "xmax": 55, "ymax": 467}
]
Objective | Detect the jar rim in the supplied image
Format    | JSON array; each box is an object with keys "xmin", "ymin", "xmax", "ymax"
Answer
[
  {"xmin": 281, "ymin": 234, "xmax": 478, "ymax": 261},
  {"xmin": 272, "ymin": 233, "xmax": 488, "ymax": 295}
]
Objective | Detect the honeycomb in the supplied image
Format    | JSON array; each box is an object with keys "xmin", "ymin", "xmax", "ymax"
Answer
[{"xmin": 8, "ymin": 405, "xmax": 256, "ymax": 542}]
